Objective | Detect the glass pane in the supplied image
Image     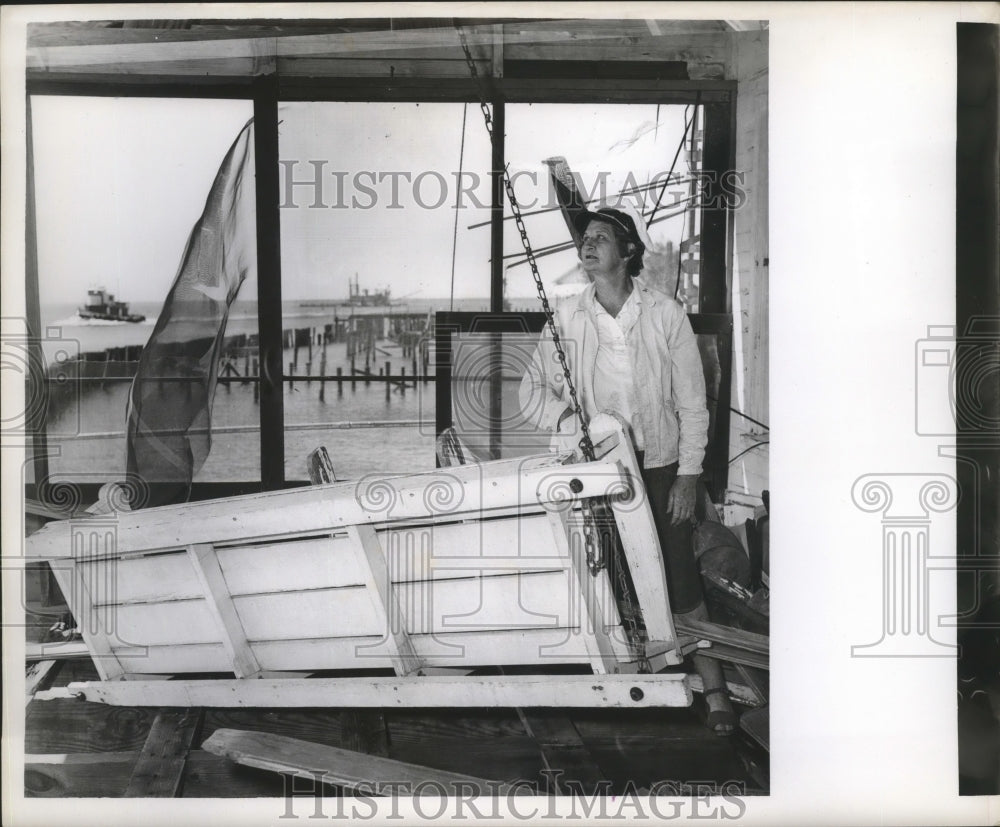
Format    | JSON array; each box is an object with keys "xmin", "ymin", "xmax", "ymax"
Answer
[
  {"xmin": 449, "ymin": 330, "xmax": 552, "ymax": 461},
  {"xmin": 30, "ymin": 96, "xmax": 258, "ymax": 488},
  {"xmin": 277, "ymin": 102, "xmax": 492, "ymax": 481},
  {"xmin": 503, "ymin": 103, "xmax": 702, "ymax": 312}
]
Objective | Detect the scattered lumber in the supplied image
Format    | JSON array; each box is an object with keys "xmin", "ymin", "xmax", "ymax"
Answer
[
  {"xmin": 123, "ymin": 709, "xmax": 203, "ymax": 797},
  {"xmin": 673, "ymin": 617, "xmax": 769, "ymax": 671},
  {"xmin": 26, "ymin": 660, "xmax": 61, "ymax": 704},
  {"xmin": 202, "ymin": 728, "xmax": 511, "ymax": 795}
]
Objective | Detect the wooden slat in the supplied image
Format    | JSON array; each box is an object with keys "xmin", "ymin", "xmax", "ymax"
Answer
[
  {"xmin": 602, "ymin": 427, "xmax": 680, "ymax": 655},
  {"xmin": 516, "ymin": 710, "xmax": 604, "ymax": 792},
  {"xmin": 187, "ymin": 544, "xmax": 261, "ymax": 678},
  {"xmin": 47, "ymin": 564, "xmax": 125, "ymax": 681},
  {"xmin": 26, "ymin": 660, "xmax": 61, "ymax": 704},
  {"xmin": 672, "ymin": 617, "xmax": 768, "ymax": 655},
  {"xmin": 27, "ymin": 458, "xmax": 621, "ymax": 559},
  {"xmin": 347, "ymin": 525, "xmax": 421, "ymax": 676},
  {"xmin": 123, "ymin": 708, "xmax": 202, "ymax": 797},
  {"xmin": 100, "ymin": 569, "xmax": 597, "ymax": 650},
  {"xmin": 202, "ymin": 728, "xmax": 504, "ymax": 795},
  {"xmin": 26, "ymin": 641, "xmax": 91, "ymax": 661},
  {"xmin": 41, "ymin": 673, "xmax": 692, "ymax": 709},
  {"xmin": 546, "ymin": 510, "xmax": 618, "ymax": 674},
  {"xmin": 107, "ymin": 625, "xmax": 630, "ymax": 674}
]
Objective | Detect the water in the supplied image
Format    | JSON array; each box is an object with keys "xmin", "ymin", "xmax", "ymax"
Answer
[{"xmin": 38, "ymin": 297, "xmax": 549, "ymax": 484}]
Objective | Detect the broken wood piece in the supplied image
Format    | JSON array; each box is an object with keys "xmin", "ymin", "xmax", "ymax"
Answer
[
  {"xmin": 26, "ymin": 659, "xmax": 61, "ymax": 704},
  {"xmin": 202, "ymin": 728, "xmax": 509, "ymax": 795},
  {"xmin": 739, "ymin": 705, "xmax": 769, "ymax": 751},
  {"xmin": 25, "ymin": 641, "xmax": 91, "ymax": 662},
  {"xmin": 307, "ymin": 446, "xmax": 337, "ymax": 484},
  {"xmin": 123, "ymin": 708, "xmax": 202, "ymax": 797},
  {"xmin": 672, "ymin": 617, "xmax": 768, "ymax": 660}
]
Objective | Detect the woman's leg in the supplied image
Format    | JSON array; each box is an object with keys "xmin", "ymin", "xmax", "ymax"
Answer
[{"xmin": 640, "ymin": 462, "xmax": 737, "ymax": 735}]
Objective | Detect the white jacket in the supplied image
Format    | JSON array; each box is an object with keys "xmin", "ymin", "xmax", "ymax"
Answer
[{"xmin": 518, "ymin": 278, "xmax": 709, "ymax": 475}]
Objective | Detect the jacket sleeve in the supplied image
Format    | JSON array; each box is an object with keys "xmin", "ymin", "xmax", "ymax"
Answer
[
  {"xmin": 518, "ymin": 323, "xmax": 570, "ymax": 433},
  {"xmin": 666, "ymin": 305, "xmax": 709, "ymax": 476}
]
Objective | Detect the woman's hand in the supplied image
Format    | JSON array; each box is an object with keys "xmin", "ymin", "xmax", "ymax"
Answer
[{"xmin": 667, "ymin": 474, "xmax": 698, "ymax": 525}]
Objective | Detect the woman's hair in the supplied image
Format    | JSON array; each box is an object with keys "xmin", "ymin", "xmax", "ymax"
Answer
[{"xmin": 610, "ymin": 226, "xmax": 645, "ymax": 277}]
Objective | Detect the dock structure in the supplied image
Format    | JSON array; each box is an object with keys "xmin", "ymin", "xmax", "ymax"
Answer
[{"xmin": 44, "ymin": 309, "xmax": 436, "ymax": 420}]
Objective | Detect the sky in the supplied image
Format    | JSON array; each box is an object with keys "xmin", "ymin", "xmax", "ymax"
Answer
[{"xmin": 31, "ymin": 95, "xmax": 694, "ymax": 305}]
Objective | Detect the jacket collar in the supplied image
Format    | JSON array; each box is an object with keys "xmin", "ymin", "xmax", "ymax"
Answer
[{"xmin": 572, "ymin": 277, "xmax": 657, "ymax": 315}]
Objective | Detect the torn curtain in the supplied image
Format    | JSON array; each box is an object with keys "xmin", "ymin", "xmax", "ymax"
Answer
[{"xmin": 126, "ymin": 120, "xmax": 255, "ymax": 506}]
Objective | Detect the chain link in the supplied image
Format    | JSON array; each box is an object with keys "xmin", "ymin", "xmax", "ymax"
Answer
[{"xmin": 456, "ymin": 26, "xmax": 645, "ymax": 658}]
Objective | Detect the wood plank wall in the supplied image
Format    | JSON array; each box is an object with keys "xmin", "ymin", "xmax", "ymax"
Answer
[{"xmin": 727, "ymin": 29, "xmax": 769, "ymax": 515}]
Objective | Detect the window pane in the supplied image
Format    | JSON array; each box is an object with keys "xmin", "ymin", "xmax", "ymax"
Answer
[
  {"xmin": 503, "ymin": 103, "xmax": 702, "ymax": 312},
  {"xmin": 449, "ymin": 330, "xmax": 552, "ymax": 461},
  {"xmin": 277, "ymin": 102, "xmax": 492, "ymax": 481},
  {"xmin": 30, "ymin": 96, "xmax": 258, "ymax": 487}
]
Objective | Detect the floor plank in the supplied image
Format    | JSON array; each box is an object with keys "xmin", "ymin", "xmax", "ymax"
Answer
[{"xmin": 124, "ymin": 708, "xmax": 203, "ymax": 797}]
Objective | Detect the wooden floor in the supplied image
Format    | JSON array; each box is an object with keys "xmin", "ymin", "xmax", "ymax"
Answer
[{"xmin": 25, "ymin": 655, "xmax": 768, "ymax": 798}]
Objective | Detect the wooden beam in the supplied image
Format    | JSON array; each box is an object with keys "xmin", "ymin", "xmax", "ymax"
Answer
[
  {"xmin": 47, "ymin": 563, "xmax": 125, "ymax": 681},
  {"xmin": 186, "ymin": 543, "xmax": 262, "ymax": 679},
  {"xmin": 26, "ymin": 640, "xmax": 91, "ymax": 661},
  {"xmin": 254, "ymin": 73, "xmax": 285, "ymax": 491},
  {"xmin": 123, "ymin": 708, "xmax": 202, "ymax": 797},
  {"xmin": 202, "ymin": 728, "xmax": 506, "ymax": 795},
  {"xmin": 26, "ymin": 458, "xmax": 624, "ymax": 559},
  {"xmin": 546, "ymin": 510, "xmax": 619, "ymax": 674},
  {"xmin": 38, "ymin": 673, "xmax": 692, "ymax": 708},
  {"xmin": 26, "ymin": 660, "xmax": 61, "ymax": 705},
  {"xmin": 347, "ymin": 525, "xmax": 422, "ymax": 676},
  {"xmin": 27, "ymin": 26, "xmax": 704, "ymax": 69},
  {"xmin": 602, "ymin": 426, "xmax": 682, "ymax": 659}
]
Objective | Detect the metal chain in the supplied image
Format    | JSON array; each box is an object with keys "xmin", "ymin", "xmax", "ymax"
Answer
[
  {"xmin": 456, "ymin": 27, "xmax": 595, "ymax": 463},
  {"xmin": 456, "ymin": 26, "xmax": 645, "ymax": 657}
]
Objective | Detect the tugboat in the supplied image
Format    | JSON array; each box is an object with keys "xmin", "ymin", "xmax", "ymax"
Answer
[{"xmin": 77, "ymin": 288, "xmax": 146, "ymax": 323}]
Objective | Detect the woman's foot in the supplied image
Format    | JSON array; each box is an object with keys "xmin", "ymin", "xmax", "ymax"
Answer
[{"xmin": 703, "ymin": 687, "xmax": 738, "ymax": 736}]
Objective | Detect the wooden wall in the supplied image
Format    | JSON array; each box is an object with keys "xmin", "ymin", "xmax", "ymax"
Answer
[{"xmin": 726, "ymin": 29, "xmax": 770, "ymax": 519}]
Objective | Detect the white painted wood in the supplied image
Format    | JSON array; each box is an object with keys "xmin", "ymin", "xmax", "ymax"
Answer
[
  {"xmin": 203, "ymin": 728, "xmax": 504, "ymax": 794},
  {"xmin": 186, "ymin": 544, "xmax": 261, "ymax": 679},
  {"xmin": 48, "ymin": 564, "xmax": 124, "ymax": 681},
  {"xmin": 47, "ymin": 673, "xmax": 692, "ymax": 708},
  {"xmin": 26, "ymin": 660, "xmax": 58, "ymax": 704},
  {"xmin": 26, "ymin": 458, "xmax": 624, "ymax": 560},
  {"xmin": 110, "ymin": 625, "xmax": 631, "ymax": 674},
  {"xmin": 215, "ymin": 536, "xmax": 366, "ymax": 595},
  {"xmin": 347, "ymin": 525, "xmax": 421, "ymax": 676},
  {"xmin": 546, "ymin": 510, "xmax": 616, "ymax": 674},
  {"xmin": 601, "ymin": 429, "xmax": 681, "ymax": 653}
]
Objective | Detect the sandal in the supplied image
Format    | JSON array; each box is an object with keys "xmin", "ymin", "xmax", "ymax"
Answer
[{"xmin": 703, "ymin": 687, "xmax": 738, "ymax": 737}]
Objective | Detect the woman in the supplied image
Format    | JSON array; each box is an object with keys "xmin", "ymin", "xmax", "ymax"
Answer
[{"xmin": 519, "ymin": 206, "xmax": 737, "ymax": 735}]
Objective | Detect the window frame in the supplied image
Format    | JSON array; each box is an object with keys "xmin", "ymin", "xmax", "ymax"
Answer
[{"xmin": 25, "ymin": 70, "xmax": 736, "ymax": 499}]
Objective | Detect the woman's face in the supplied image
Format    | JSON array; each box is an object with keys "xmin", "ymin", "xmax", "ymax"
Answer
[{"xmin": 580, "ymin": 219, "xmax": 626, "ymax": 278}]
